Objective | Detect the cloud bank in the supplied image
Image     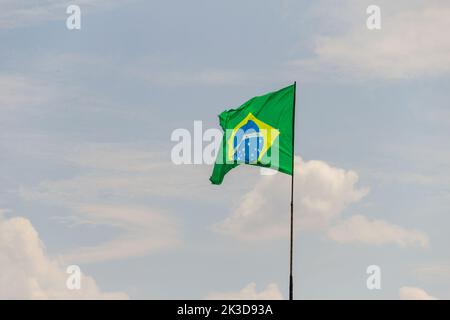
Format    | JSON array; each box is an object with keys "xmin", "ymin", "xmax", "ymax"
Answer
[
  {"xmin": 295, "ymin": 0, "xmax": 450, "ymax": 79},
  {"xmin": 213, "ymin": 157, "xmax": 428, "ymax": 248},
  {"xmin": 0, "ymin": 211, "xmax": 128, "ymax": 299}
]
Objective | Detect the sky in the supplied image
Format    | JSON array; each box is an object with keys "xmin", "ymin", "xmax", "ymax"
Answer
[{"xmin": 0, "ymin": 0, "xmax": 449, "ymax": 299}]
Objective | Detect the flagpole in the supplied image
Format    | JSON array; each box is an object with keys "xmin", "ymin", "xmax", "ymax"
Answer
[{"xmin": 289, "ymin": 81, "xmax": 296, "ymax": 301}]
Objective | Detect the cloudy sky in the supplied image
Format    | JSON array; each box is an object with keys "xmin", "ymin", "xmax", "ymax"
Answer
[{"xmin": 1, "ymin": 0, "xmax": 449, "ymax": 299}]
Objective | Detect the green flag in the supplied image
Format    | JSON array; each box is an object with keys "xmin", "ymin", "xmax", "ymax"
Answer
[{"xmin": 210, "ymin": 83, "xmax": 296, "ymax": 185}]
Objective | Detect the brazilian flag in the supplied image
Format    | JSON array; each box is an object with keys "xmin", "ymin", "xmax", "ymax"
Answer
[{"xmin": 210, "ymin": 83, "xmax": 296, "ymax": 185}]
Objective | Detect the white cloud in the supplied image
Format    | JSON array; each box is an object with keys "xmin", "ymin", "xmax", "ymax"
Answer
[
  {"xmin": 213, "ymin": 157, "xmax": 428, "ymax": 248},
  {"xmin": 327, "ymin": 214, "xmax": 429, "ymax": 247},
  {"xmin": 399, "ymin": 286, "xmax": 437, "ymax": 300},
  {"xmin": 213, "ymin": 157, "xmax": 369, "ymax": 240},
  {"xmin": 206, "ymin": 283, "xmax": 283, "ymax": 300},
  {"xmin": 296, "ymin": 0, "xmax": 450, "ymax": 79},
  {"xmin": 0, "ymin": 211, "xmax": 128, "ymax": 299}
]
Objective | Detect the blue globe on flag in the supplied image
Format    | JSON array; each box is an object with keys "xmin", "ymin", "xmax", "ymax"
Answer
[{"xmin": 233, "ymin": 120, "xmax": 264, "ymax": 164}]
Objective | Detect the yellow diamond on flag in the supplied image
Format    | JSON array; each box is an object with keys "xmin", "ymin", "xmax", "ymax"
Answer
[{"xmin": 227, "ymin": 113, "xmax": 280, "ymax": 164}]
